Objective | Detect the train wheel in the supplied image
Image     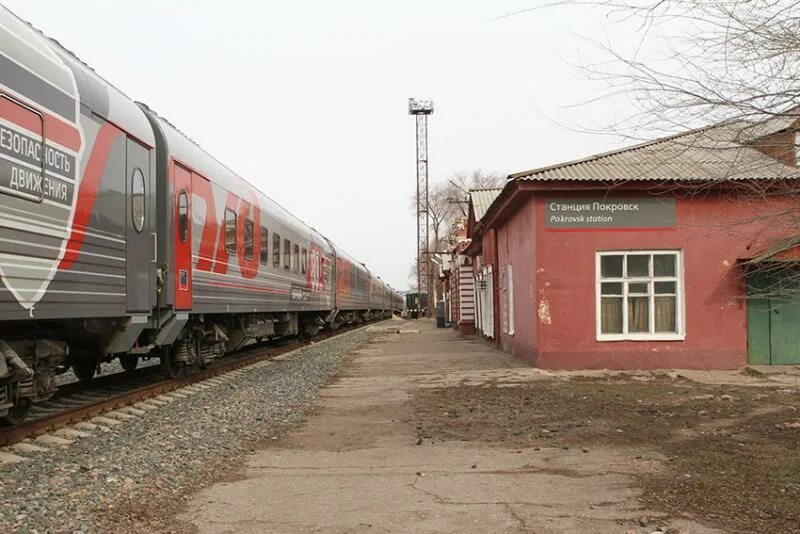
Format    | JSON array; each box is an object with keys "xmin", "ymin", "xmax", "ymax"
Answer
[
  {"xmin": 73, "ymin": 357, "xmax": 97, "ymax": 383},
  {"xmin": 119, "ymin": 354, "xmax": 138, "ymax": 373},
  {"xmin": 0, "ymin": 398, "xmax": 32, "ymax": 426},
  {"xmin": 160, "ymin": 348, "xmax": 181, "ymax": 379}
]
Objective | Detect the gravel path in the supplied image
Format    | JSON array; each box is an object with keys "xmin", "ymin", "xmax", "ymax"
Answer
[{"xmin": 0, "ymin": 327, "xmax": 374, "ymax": 533}]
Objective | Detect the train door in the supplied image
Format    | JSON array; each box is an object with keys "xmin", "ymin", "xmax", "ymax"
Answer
[
  {"xmin": 125, "ymin": 138, "xmax": 154, "ymax": 312},
  {"xmin": 173, "ymin": 163, "xmax": 192, "ymax": 309}
]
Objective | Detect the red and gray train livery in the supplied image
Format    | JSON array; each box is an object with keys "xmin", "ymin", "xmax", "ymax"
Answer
[{"xmin": 0, "ymin": 6, "xmax": 402, "ymax": 424}]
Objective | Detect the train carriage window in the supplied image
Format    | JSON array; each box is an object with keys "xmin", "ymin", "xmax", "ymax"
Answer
[
  {"xmin": 283, "ymin": 239, "xmax": 291, "ymax": 270},
  {"xmin": 133, "ymin": 169, "xmax": 146, "ymax": 233},
  {"xmin": 244, "ymin": 218, "xmax": 254, "ymax": 260},
  {"xmin": 0, "ymin": 95, "xmax": 44, "ymax": 202},
  {"xmin": 273, "ymin": 233, "xmax": 281, "ymax": 267},
  {"xmin": 260, "ymin": 227, "xmax": 269, "ymax": 264},
  {"xmin": 224, "ymin": 208, "xmax": 236, "ymax": 254},
  {"xmin": 176, "ymin": 188, "xmax": 187, "ymax": 242},
  {"xmin": 293, "ymin": 244, "xmax": 299, "ymax": 273},
  {"xmin": 301, "ymin": 248, "xmax": 307, "ymax": 274}
]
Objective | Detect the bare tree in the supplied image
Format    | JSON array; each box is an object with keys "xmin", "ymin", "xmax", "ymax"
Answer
[
  {"xmin": 445, "ymin": 170, "xmax": 505, "ymax": 219},
  {"xmin": 408, "ymin": 170, "xmax": 503, "ymax": 254},
  {"xmin": 497, "ymin": 1, "xmax": 798, "ymax": 136},
  {"xmin": 504, "ymin": 1, "xmax": 800, "ymax": 300},
  {"xmin": 407, "ymin": 170, "xmax": 503, "ymax": 297}
]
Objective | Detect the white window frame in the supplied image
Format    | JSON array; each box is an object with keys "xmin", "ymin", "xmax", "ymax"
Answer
[
  {"xmin": 595, "ymin": 250, "xmax": 685, "ymax": 342},
  {"xmin": 476, "ymin": 265, "xmax": 495, "ymax": 338},
  {"xmin": 474, "ymin": 273, "xmax": 482, "ymax": 330},
  {"xmin": 507, "ymin": 264, "xmax": 514, "ymax": 336},
  {"xmin": 484, "ymin": 265, "xmax": 494, "ymax": 338},
  {"xmin": 500, "ymin": 266, "xmax": 508, "ymax": 334},
  {"xmin": 795, "ymin": 131, "xmax": 800, "ymax": 166}
]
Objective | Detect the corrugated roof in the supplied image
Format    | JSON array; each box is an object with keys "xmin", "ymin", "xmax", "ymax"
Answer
[
  {"xmin": 470, "ymin": 188, "xmax": 503, "ymax": 221},
  {"xmin": 510, "ymin": 122, "xmax": 800, "ymax": 183},
  {"xmin": 750, "ymin": 235, "xmax": 800, "ymax": 264}
]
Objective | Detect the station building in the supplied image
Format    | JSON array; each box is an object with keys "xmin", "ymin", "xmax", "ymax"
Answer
[
  {"xmin": 466, "ymin": 119, "xmax": 800, "ymax": 369},
  {"xmin": 444, "ymin": 189, "xmax": 502, "ymax": 335}
]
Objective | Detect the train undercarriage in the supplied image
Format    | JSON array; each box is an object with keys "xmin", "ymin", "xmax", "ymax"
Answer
[
  {"xmin": 0, "ymin": 338, "xmax": 69, "ymax": 425},
  {"xmin": 0, "ymin": 308, "xmax": 395, "ymax": 425}
]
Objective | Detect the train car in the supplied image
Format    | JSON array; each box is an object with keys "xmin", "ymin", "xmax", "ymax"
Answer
[
  {"xmin": 393, "ymin": 290, "xmax": 403, "ymax": 313},
  {"xmin": 0, "ymin": 7, "xmax": 158, "ymax": 423},
  {"xmin": 139, "ymin": 109, "xmax": 346, "ymax": 375},
  {"xmin": 331, "ymin": 247, "xmax": 371, "ymax": 323},
  {"xmin": 0, "ymin": 5, "xmax": 400, "ymax": 424}
]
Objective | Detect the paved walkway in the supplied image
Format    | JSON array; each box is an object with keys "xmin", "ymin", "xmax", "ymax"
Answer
[{"xmin": 180, "ymin": 320, "xmax": 715, "ymax": 533}]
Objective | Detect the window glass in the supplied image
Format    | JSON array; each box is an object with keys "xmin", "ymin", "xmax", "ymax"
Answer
[
  {"xmin": 627, "ymin": 297, "xmax": 650, "ymax": 332},
  {"xmin": 224, "ymin": 209, "xmax": 236, "ymax": 254},
  {"xmin": 600, "ymin": 255, "xmax": 623, "ymax": 277},
  {"xmin": 600, "ymin": 282, "xmax": 622, "ymax": 295},
  {"xmin": 244, "ymin": 218, "xmax": 254, "ymax": 259},
  {"xmin": 260, "ymin": 227, "xmax": 269, "ymax": 264},
  {"xmin": 655, "ymin": 296, "xmax": 677, "ymax": 332},
  {"xmin": 628, "ymin": 282, "xmax": 648, "ymax": 294},
  {"xmin": 600, "ymin": 297, "xmax": 623, "ymax": 334},
  {"xmin": 598, "ymin": 251, "xmax": 681, "ymax": 339},
  {"xmin": 654, "ymin": 254, "xmax": 676, "ymax": 277},
  {"xmin": 283, "ymin": 239, "xmax": 291, "ymax": 270},
  {"xmin": 273, "ymin": 233, "xmax": 281, "ymax": 267},
  {"xmin": 626, "ymin": 255, "xmax": 650, "ymax": 277},
  {"xmin": 293, "ymin": 244, "xmax": 299, "ymax": 273},
  {"xmin": 654, "ymin": 281, "xmax": 676, "ymax": 294},
  {"xmin": 655, "ymin": 280, "xmax": 677, "ymax": 332},
  {"xmin": 132, "ymin": 169, "xmax": 146, "ymax": 233},
  {"xmin": 0, "ymin": 95, "xmax": 44, "ymax": 202},
  {"xmin": 177, "ymin": 189, "xmax": 188, "ymax": 243},
  {"xmin": 301, "ymin": 248, "xmax": 308, "ymax": 274}
]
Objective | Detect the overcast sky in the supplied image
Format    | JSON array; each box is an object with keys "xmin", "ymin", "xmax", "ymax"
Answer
[{"xmin": 5, "ymin": 0, "xmax": 662, "ymax": 290}]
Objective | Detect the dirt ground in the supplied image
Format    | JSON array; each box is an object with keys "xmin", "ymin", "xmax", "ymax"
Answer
[
  {"xmin": 413, "ymin": 372, "xmax": 800, "ymax": 533},
  {"xmin": 174, "ymin": 320, "xmax": 800, "ymax": 533}
]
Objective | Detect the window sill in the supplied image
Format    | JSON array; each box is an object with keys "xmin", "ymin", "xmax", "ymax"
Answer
[{"xmin": 597, "ymin": 333, "xmax": 685, "ymax": 342}]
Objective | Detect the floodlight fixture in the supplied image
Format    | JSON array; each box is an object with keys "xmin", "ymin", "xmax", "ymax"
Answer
[{"xmin": 408, "ymin": 98, "xmax": 434, "ymax": 115}]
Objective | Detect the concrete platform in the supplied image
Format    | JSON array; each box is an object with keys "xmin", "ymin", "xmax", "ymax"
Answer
[{"xmin": 181, "ymin": 320, "xmax": 717, "ymax": 534}]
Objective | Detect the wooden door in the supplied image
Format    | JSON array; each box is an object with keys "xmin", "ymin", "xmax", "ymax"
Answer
[{"xmin": 770, "ymin": 298, "xmax": 800, "ymax": 364}]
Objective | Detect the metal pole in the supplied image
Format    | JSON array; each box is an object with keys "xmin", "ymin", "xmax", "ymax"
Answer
[
  {"xmin": 409, "ymin": 98, "xmax": 433, "ymax": 318},
  {"xmin": 415, "ymin": 114, "xmax": 422, "ymax": 314},
  {"xmin": 418, "ymin": 115, "xmax": 430, "ymax": 317},
  {"xmin": 423, "ymin": 116, "xmax": 431, "ymax": 317}
]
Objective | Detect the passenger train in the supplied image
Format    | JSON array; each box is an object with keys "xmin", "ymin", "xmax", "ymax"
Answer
[{"xmin": 0, "ymin": 6, "xmax": 402, "ymax": 424}]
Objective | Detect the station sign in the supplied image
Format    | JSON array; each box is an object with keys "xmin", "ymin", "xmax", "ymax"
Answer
[{"xmin": 545, "ymin": 198, "xmax": 675, "ymax": 229}]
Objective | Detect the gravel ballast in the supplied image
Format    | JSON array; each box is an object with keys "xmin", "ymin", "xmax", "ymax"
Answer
[{"xmin": 0, "ymin": 327, "xmax": 375, "ymax": 533}]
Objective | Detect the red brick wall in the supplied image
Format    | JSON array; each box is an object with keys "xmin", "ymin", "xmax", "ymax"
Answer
[
  {"xmin": 500, "ymin": 190, "xmax": 797, "ymax": 369},
  {"xmin": 497, "ymin": 196, "xmax": 539, "ymax": 363}
]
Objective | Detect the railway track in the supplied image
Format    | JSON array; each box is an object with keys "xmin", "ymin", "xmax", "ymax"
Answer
[{"xmin": 0, "ymin": 323, "xmax": 373, "ymax": 447}]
